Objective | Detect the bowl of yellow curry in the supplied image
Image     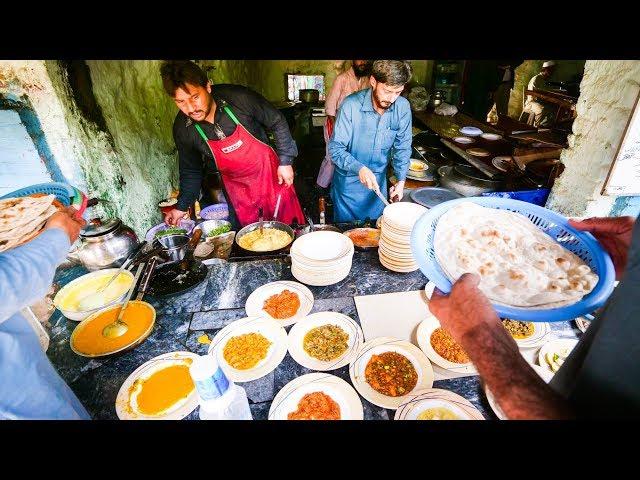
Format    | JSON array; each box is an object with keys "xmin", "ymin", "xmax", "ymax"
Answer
[
  {"xmin": 54, "ymin": 269, "xmax": 134, "ymax": 321},
  {"xmin": 70, "ymin": 300, "xmax": 156, "ymax": 358}
]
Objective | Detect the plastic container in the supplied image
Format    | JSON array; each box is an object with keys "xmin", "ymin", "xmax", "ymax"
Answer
[
  {"xmin": 410, "ymin": 197, "xmax": 616, "ymax": 322},
  {"xmin": 189, "ymin": 355, "xmax": 252, "ymax": 420},
  {"xmin": 0, "ymin": 182, "xmax": 75, "ymax": 206},
  {"xmin": 200, "ymin": 203, "xmax": 229, "ymax": 221},
  {"xmin": 480, "ymin": 188, "xmax": 550, "ymax": 207}
]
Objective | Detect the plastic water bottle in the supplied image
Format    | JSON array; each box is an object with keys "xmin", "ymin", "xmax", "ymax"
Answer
[{"xmin": 189, "ymin": 355, "xmax": 252, "ymax": 420}]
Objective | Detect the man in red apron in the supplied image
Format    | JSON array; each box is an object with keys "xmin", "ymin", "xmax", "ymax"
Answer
[{"xmin": 160, "ymin": 60, "xmax": 304, "ymax": 227}]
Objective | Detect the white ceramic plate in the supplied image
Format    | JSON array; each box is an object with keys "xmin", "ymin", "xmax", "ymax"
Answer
[
  {"xmin": 424, "ymin": 281, "xmax": 436, "ymax": 300},
  {"xmin": 395, "ymin": 388, "xmax": 485, "ymax": 420},
  {"xmin": 453, "ymin": 136, "xmax": 475, "ymax": 144},
  {"xmin": 416, "ymin": 314, "xmax": 477, "ymax": 374},
  {"xmin": 245, "ymin": 281, "xmax": 314, "ymax": 328},
  {"xmin": 537, "ymin": 338, "xmax": 579, "ymax": 376},
  {"xmin": 466, "ymin": 147, "xmax": 491, "ymax": 157},
  {"xmin": 208, "ymin": 316, "xmax": 288, "ymax": 382},
  {"xmin": 574, "ymin": 317, "xmax": 590, "ymax": 333},
  {"xmin": 349, "ymin": 337, "xmax": 434, "ymax": 409},
  {"xmin": 287, "ymin": 312, "xmax": 364, "ymax": 371},
  {"xmin": 485, "ymin": 364, "xmax": 553, "ymax": 420},
  {"xmin": 480, "ymin": 133, "xmax": 502, "ymax": 141},
  {"xmin": 382, "ymin": 203, "xmax": 427, "ymax": 231},
  {"xmin": 290, "ymin": 230, "xmax": 353, "ymax": 262},
  {"xmin": 502, "ymin": 319, "xmax": 551, "ymax": 349},
  {"xmin": 459, "ymin": 126, "xmax": 483, "ymax": 136},
  {"xmin": 268, "ymin": 373, "xmax": 364, "ymax": 420},
  {"xmin": 115, "ymin": 351, "xmax": 199, "ymax": 420}
]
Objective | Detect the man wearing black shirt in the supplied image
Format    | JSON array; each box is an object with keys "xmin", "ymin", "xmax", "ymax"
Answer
[{"xmin": 160, "ymin": 60, "xmax": 304, "ymax": 227}]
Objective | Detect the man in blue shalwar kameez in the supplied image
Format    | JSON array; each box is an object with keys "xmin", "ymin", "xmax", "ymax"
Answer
[
  {"xmin": 328, "ymin": 60, "xmax": 413, "ymax": 223},
  {"xmin": 0, "ymin": 207, "xmax": 90, "ymax": 419}
]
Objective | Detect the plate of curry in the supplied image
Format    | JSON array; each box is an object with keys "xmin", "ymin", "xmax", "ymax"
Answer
[
  {"xmin": 416, "ymin": 314, "xmax": 477, "ymax": 374},
  {"xmin": 115, "ymin": 351, "xmax": 199, "ymax": 420},
  {"xmin": 501, "ymin": 319, "xmax": 550, "ymax": 349},
  {"xmin": 70, "ymin": 301, "xmax": 156, "ymax": 358},
  {"xmin": 349, "ymin": 337, "xmax": 434, "ymax": 410},
  {"xmin": 395, "ymin": 388, "xmax": 485, "ymax": 420},
  {"xmin": 268, "ymin": 373, "xmax": 363, "ymax": 420},
  {"xmin": 208, "ymin": 316, "xmax": 288, "ymax": 382},
  {"xmin": 342, "ymin": 228, "xmax": 380, "ymax": 249},
  {"xmin": 245, "ymin": 280, "xmax": 314, "ymax": 327},
  {"xmin": 287, "ymin": 311, "xmax": 363, "ymax": 371}
]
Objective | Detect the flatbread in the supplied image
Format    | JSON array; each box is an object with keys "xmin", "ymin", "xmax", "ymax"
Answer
[
  {"xmin": 433, "ymin": 202, "xmax": 598, "ymax": 308},
  {"xmin": 0, "ymin": 196, "xmax": 59, "ymax": 253},
  {"xmin": 0, "ymin": 195, "xmax": 55, "ymax": 233}
]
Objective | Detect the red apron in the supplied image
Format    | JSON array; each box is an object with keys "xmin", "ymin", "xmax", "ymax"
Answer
[{"xmin": 194, "ymin": 105, "xmax": 304, "ymax": 227}]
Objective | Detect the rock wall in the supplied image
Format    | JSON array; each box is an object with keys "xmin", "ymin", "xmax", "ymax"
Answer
[{"xmin": 547, "ymin": 60, "xmax": 640, "ymax": 217}]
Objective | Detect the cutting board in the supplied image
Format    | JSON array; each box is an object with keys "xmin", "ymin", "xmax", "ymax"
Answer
[{"xmin": 354, "ymin": 290, "xmax": 478, "ymax": 380}]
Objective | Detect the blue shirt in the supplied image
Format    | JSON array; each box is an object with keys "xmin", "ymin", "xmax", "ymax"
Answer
[
  {"xmin": 0, "ymin": 228, "xmax": 90, "ymax": 419},
  {"xmin": 328, "ymin": 88, "xmax": 412, "ymax": 180}
]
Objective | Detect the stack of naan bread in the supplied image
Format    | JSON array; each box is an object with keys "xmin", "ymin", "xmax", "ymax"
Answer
[
  {"xmin": 0, "ymin": 195, "xmax": 60, "ymax": 253},
  {"xmin": 434, "ymin": 202, "xmax": 598, "ymax": 309}
]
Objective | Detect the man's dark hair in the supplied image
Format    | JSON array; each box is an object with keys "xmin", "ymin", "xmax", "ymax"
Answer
[
  {"xmin": 160, "ymin": 60, "xmax": 209, "ymax": 96},
  {"xmin": 371, "ymin": 60, "xmax": 413, "ymax": 86}
]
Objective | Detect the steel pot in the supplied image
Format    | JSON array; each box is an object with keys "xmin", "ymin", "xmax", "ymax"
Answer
[
  {"xmin": 235, "ymin": 220, "xmax": 295, "ymax": 254},
  {"xmin": 299, "ymin": 89, "xmax": 320, "ymax": 104},
  {"xmin": 438, "ymin": 165, "xmax": 504, "ymax": 197},
  {"xmin": 156, "ymin": 234, "xmax": 189, "ymax": 263},
  {"xmin": 67, "ymin": 218, "xmax": 139, "ymax": 271}
]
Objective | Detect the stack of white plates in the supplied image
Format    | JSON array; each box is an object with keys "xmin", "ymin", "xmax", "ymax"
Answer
[
  {"xmin": 290, "ymin": 231, "xmax": 355, "ymax": 286},
  {"xmin": 378, "ymin": 203, "xmax": 427, "ymax": 273}
]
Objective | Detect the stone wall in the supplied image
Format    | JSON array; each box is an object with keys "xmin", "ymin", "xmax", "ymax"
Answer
[{"xmin": 547, "ymin": 60, "xmax": 640, "ymax": 217}]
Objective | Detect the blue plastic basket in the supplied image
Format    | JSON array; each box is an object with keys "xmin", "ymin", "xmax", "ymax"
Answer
[
  {"xmin": 480, "ymin": 188, "xmax": 550, "ymax": 207},
  {"xmin": 410, "ymin": 197, "xmax": 616, "ymax": 322},
  {"xmin": 0, "ymin": 182, "xmax": 76, "ymax": 206}
]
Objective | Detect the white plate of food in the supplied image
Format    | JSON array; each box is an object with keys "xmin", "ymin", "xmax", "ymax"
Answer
[
  {"xmin": 416, "ymin": 313, "xmax": 477, "ymax": 374},
  {"xmin": 208, "ymin": 316, "xmax": 288, "ymax": 382},
  {"xmin": 480, "ymin": 133, "xmax": 502, "ymax": 141},
  {"xmin": 501, "ymin": 319, "xmax": 551, "ymax": 349},
  {"xmin": 116, "ymin": 351, "xmax": 199, "ymax": 420},
  {"xmin": 395, "ymin": 388, "xmax": 485, "ymax": 420},
  {"xmin": 484, "ymin": 364, "xmax": 553, "ymax": 420},
  {"xmin": 349, "ymin": 336, "xmax": 434, "ymax": 410},
  {"xmin": 538, "ymin": 338, "xmax": 579, "ymax": 375},
  {"xmin": 459, "ymin": 126, "xmax": 483, "ymax": 136},
  {"xmin": 268, "ymin": 373, "xmax": 363, "ymax": 420},
  {"xmin": 453, "ymin": 136, "xmax": 476, "ymax": 144},
  {"xmin": 287, "ymin": 311, "xmax": 364, "ymax": 371},
  {"xmin": 245, "ymin": 280, "xmax": 314, "ymax": 328}
]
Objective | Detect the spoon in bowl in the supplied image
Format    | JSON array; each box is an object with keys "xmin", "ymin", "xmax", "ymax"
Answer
[{"xmin": 102, "ymin": 262, "xmax": 145, "ymax": 339}]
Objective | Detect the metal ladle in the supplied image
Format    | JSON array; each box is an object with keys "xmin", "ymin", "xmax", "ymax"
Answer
[{"xmin": 102, "ymin": 262, "xmax": 145, "ymax": 339}]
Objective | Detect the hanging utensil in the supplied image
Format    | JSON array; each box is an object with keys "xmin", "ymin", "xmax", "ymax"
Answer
[
  {"xmin": 179, "ymin": 228, "xmax": 203, "ymax": 271},
  {"xmin": 102, "ymin": 262, "xmax": 145, "ymax": 339},
  {"xmin": 258, "ymin": 206, "xmax": 264, "ymax": 235}
]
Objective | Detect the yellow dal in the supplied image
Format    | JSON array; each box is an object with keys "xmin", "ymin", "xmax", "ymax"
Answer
[
  {"xmin": 71, "ymin": 301, "xmax": 155, "ymax": 355},
  {"xmin": 58, "ymin": 273, "xmax": 132, "ymax": 311},
  {"xmin": 417, "ymin": 407, "xmax": 461, "ymax": 420},
  {"xmin": 130, "ymin": 362, "xmax": 195, "ymax": 416}
]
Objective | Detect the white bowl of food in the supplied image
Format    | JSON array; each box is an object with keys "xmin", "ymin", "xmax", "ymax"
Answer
[{"xmin": 53, "ymin": 269, "xmax": 134, "ymax": 321}]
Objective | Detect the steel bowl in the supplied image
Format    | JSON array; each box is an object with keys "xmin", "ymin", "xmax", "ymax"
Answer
[
  {"xmin": 156, "ymin": 234, "xmax": 189, "ymax": 262},
  {"xmin": 235, "ymin": 220, "xmax": 295, "ymax": 254},
  {"xmin": 195, "ymin": 220, "xmax": 232, "ymax": 240}
]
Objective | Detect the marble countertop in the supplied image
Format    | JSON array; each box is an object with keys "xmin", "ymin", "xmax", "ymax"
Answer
[{"xmin": 48, "ymin": 250, "xmax": 581, "ymax": 420}]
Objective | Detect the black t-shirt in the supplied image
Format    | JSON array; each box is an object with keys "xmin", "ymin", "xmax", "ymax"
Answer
[
  {"xmin": 549, "ymin": 216, "xmax": 640, "ymax": 418},
  {"xmin": 172, "ymin": 84, "xmax": 298, "ymax": 211}
]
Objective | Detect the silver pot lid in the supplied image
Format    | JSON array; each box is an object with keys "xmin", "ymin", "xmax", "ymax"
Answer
[
  {"xmin": 80, "ymin": 218, "xmax": 122, "ymax": 237},
  {"xmin": 409, "ymin": 187, "xmax": 463, "ymax": 208}
]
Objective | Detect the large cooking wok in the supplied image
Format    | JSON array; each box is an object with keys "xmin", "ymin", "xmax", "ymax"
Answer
[{"xmin": 234, "ymin": 207, "xmax": 295, "ymax": 254}]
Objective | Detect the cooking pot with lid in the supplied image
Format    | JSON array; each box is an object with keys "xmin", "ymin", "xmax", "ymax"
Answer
[
  {"xmin": 67, "ymin": 218, "xmax": 139, "ymax": 271},
  {"xmin": 438, "ymin": 165, "xmax": 505, "ymax": 197}
]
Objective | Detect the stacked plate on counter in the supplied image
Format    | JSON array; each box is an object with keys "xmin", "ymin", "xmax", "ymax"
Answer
[
  {"xmin": 290, "ymin": 231, "xmax": 355, "ymax": 286},
  {"xmin": 378, "ymin": 203, "xmax": 427, "ymax": 273}
]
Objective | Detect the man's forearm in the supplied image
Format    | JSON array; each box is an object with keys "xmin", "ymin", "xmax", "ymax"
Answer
[{"xmin": 463, "ymin": 324, "xmax": 575, "ymax": 419}]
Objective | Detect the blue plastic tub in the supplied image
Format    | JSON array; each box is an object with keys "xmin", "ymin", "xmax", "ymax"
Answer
[
  {"xmin": 480, "ymin": 188, "xmax": 550, "ymax": 207},
  {"xmin": 410, "ymin": 197, "xmax": 616, "ymax": 322}
]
